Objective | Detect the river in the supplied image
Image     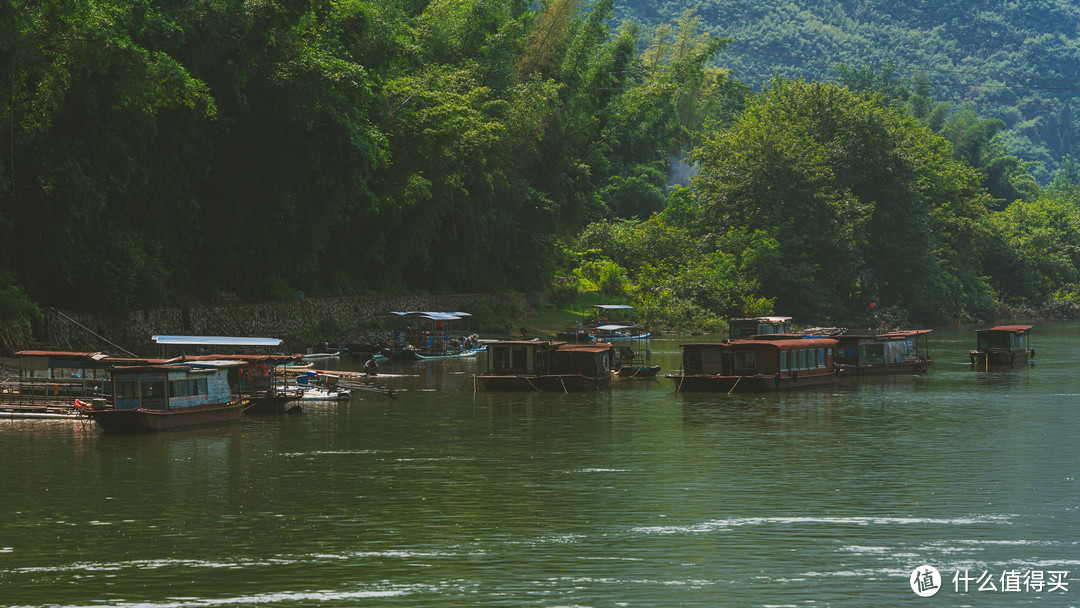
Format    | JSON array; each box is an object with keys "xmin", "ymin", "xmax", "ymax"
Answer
[{"xmin": 1, "ymin": 323, "xmax": 1076, "ymax": 607}]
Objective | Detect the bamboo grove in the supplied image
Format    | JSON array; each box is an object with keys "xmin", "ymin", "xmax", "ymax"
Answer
[{"xmin": 1, "ymin": 0, "xmax": 1079, "ymax": 331}]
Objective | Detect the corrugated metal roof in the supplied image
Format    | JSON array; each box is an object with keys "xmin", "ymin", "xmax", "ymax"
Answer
[
  {"xmin": 151, "ymin": 335, "xmax": 283, "ymax": 346},
  {"xmin": 976, "ymin": 325, "xmax": 1034, "ymax": 334}
]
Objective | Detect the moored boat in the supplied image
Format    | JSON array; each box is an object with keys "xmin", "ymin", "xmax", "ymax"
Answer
[
  {"xmin": 834, "ymin": 329, "xmax": 933, "ymax": 375},
  {"xmin": 87, "ymin": 361, "xmax": 251, "ymax": 432},
  {"xmin": 666, "ymin": 338, "xmax": 839, "ymax": 392},
  {"xmin": 613, "ymin": 329, "xmax": 660, "ymax": 378},
  {"xmin": 537, "ymin": 343, "xmax": 615, "ymax": 391},
  {"xmin": 476, "ymin": 340, "xmax": 558, "ymax": 391},
  {"xmin": 477, "ymin": 340, "xmax": 615, "ymax": 391},
  {"xmin": 970, "ymin": 325, "xmax": 1035, "ymax": 368}
]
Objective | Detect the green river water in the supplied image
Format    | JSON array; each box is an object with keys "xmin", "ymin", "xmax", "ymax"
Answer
[{"xmin": 1, "ymin": 323, "xmax": 1077, "ymax": 607}]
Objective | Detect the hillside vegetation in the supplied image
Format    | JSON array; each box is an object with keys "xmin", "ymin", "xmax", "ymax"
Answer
[
  {"xmin": 1, "ymin": 0, "xmax": 1079, "ymax": 341},
  {"xmin": 615, "ymin": 0, "xmax": 1080, "ymax": 184}
]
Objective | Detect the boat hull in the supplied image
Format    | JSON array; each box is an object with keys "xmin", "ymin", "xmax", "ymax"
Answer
[
  {"xmin": 477, "ymin": 374, "xmax": 612, "ymax": 391},
  {"xmin": 242, "ymin": 394, "xmax": 303, "ymax": 414},
  {"xmin": 477, "ymin": 375, "xmax": 543, "ymax": 391},
  {"xmin": 536, "ymin": 374, "xmax": 611, "ymax": 392},
  {"xmin": 667, "ymin": 372, "xmax": 837, "ymax": 392},
  {"xmin": 88, "ymin": 402, "xmax": 245, "ymax": 433},
  {"xmin": 839, "ymin": 359, "xmax": 932, "ymax": 376},
  {"xmin": 617, "ymin": 365, "xmax": 661, "ymax": 378},
  {"xmin": 970, "ymin": 350, "xmax": 1031, "ymax": 367}
]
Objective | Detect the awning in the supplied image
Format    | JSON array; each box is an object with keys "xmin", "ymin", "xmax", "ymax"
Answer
[{"xmin": 151, "ymin": 335, "xmax": 283, "ymax": 347}]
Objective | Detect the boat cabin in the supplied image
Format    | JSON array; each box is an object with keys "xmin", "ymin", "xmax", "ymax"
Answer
[
  {"xmin": 834, "ymin": 330, "xmax": 932, "ymax": 374},
  {"xmin": 111, "ymin": 361, "xmax": 241, "ymax": 411},
  {"xmin": 550, "ymin": 343, "xmax": 613, "ymax": 377},
  {"xmin": 728, "ymin": 316, "xmax": 793, "ymax": 339},
  {"xmin": 484, "ymin": 340, "xmax": 557, "ymax": 376}
]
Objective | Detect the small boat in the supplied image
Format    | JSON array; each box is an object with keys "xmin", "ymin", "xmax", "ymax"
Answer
[
  {"xmin": 86, "ymin": 361, "xmax": 251, "ymax": 432},
  {"xmin": 613, "ymin": 328, "xmax": 660, "ymax": 378},
  {"xmin": 666, "ymin": 338, "xmax": 839, "ymax": 392},
  {"xmin": 834, "ymin": 329, "xmax": 933, "ymax": 375},
  {"xmin": 970, "ymin": 325, "xmax": 1035, "ymax": 368},
  {"xmin": 558, "ymin": 304, "xmax": 649, "ymax": 343},
  {"xmin": 284, "ymin": 371, "xmax": 351, "ymax": 401}
]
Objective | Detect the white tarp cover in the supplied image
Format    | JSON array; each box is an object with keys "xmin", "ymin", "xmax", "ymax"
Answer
[{"xmin": 151, "ymin": 335, "xmax": 283, "ymax": 346}]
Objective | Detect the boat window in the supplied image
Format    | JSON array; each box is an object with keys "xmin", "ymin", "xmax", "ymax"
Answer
[
  {"xmin": 734, "ymin": 350, "xmax": 756, "ymax": 370},
  {"xmin": 780, "ymin": 351, "xmax": 788, "ymax": 371},
  {"xmin": 511, "ymin": 346, "xmax": 530, "ymax": 373},
  {"xmin": 817, "ymin": 348, "xmax": 825, "ymax": 368},
  {"xmin": 1012, "ymin": 333, "xmax": 1024, "ymax": 348},
  {"xmin": 196, "ymin": 378, "xmax": 208, "ymax": 395},
  {"xmin": 116, "ymin": 381, "xmax": 137, "ymax": 399}
]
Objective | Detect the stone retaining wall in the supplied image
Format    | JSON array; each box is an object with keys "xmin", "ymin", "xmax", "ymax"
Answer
[{"xmin": 37, "ymin": 292, "xmax": 551, "ymax": 356}]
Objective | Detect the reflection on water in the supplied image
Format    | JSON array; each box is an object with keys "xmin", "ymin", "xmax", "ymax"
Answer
[{"xmin": 1, "ymin": 324, "xmax": 1077, "ymax": 607}]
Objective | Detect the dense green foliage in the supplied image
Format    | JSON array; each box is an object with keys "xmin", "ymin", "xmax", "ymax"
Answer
[
  {"xmin": 0, "ymin": 0, "xmax": 728, "ymax": 312},
  {"xmin": 614, "ymin": 0, "xmax": 1080, "ymax": 185},
  {"xmin": 2, "ymin": 0, "xmax": 1080, "ymax": 330}
]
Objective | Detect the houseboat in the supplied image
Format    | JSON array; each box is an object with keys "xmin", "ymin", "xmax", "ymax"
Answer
[
  {"xmin": 970, "ymin": 325, "xmax": 1035, "ymax": 368},
  {"xmin": 537, "ymin": 343, "xmax": 615, "ymax": 391},
  {"xmin": 666, "ymin": 337, "xmax": 839, "ymax": 392},
  {"xmin": 834, "ymin": 330, "xmax": 933, "ymax": 375},
  {"xmin": 477, "ymin": 340, "xmax": 615, "ymax": 391},
  {"xmin": 86, "ymin": 361, "xmax": 253, "ymax": 432},
  {"xmin": 477, "ymin": 340, "xmax": 559, "ymax": 391}
]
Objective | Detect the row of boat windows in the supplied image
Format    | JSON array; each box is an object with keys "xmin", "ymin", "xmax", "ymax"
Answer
[
  {"xmin": 781, "ymin": 348, "xmax": 830, "ymax": 371},
  {"xmin": 21, "ymin": 368, "xmax": 109, "ymax": 380},
  {"xmin": 115, "ymin": 378, "xmax": 209, "ymax": 400}
]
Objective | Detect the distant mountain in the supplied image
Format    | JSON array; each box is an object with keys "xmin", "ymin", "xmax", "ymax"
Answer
[{"xmin": 615, "ymin": 0, "xmax": 1080, "ymax": 183}]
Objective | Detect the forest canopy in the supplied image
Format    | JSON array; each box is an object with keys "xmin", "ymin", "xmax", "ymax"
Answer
[{"xmin": 1, "ymin": 0, "xmax": 1079, "ymax": 329}]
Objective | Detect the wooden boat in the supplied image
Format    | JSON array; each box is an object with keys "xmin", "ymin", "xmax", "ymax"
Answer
[
  {"xmin": 476, "ymin": 340, "xmax": 558, "ymax": 390},
  {"xmin": 537, "ymin": 343, "xmax": 615, "ymax": 391},
  {"xmin": 477, "ymin": 341, "xmax": 614, "ymax": 391},
  {"xmin": 86, "ymin": 361, "xmax": 251, "ymax": 432},
  {"xmin": 834, "ymin": 330, "xmax": 933, "ymax": 375},
  {"xmin": 970, "ymin": 325, "xmax": 1035, "ymax": 368},
  {"xmin": 666, "ymin": 337, "xmax": 839, "ymax": 392}
]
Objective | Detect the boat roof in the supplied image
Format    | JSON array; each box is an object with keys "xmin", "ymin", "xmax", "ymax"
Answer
[
  {"xmin": 557, "ymin": 343, "xmax": 613, "ymax": 353},
  {"xmin": 151, "ymin": 335, "xmax": 283, "ymax": 346},
  {"xmin": 729, "ymin": 316, "xmax": 793, "ymax": 323},
  {"xmin": 976, "ymin": 325, "xmax": 1034, "ymax": 333},
  {"xmin": 591, "ymin": 304, "xmax": 634, "ymax": 310},
  {"xmin": 177, "ymin": 354, "xmax": 301, "ymax": 364},
  {"xmin": 16, "ymin": 350, "xmax": 111, "ymax": 360},
  {"xmin": 387, "ymin": 311, "xmax": 467, "ymax": 321},
  {"xmin": 838, "ymin": 329, "xmax": 933, "ymax": 340},
  {"xmin": 682, "ymin": 338, "xmax": 837, "ymax": 349},
  {"xmin": 594, "ymin": 324, "xmax": 637, "ymax": 331}
]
